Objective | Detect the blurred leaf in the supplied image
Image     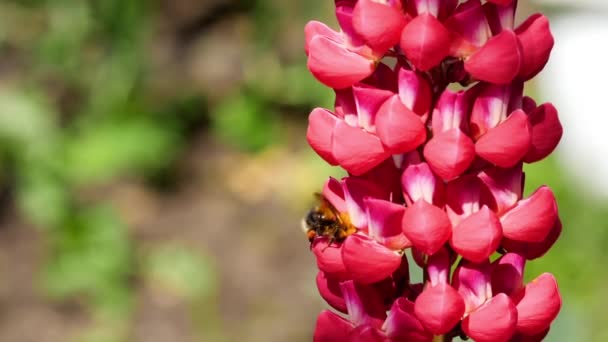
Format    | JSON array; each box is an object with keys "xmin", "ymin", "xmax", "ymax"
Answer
[
  {"xmin": 0, "ymin": 91, "xmax": 56, "ymax": 147},
  {"xmin": 17, "ymin": 165, "xmax": 70, "ymax": 227},
  {"xmin": 43, "ymin": 205, "xmax": 131, "ymax": 310},
  {"xmin": 83, "ymin": 49, "xmax": 143, "ymax": 117},
  {"xmin": 282, "ymin": 64, "xmax": 334, "ymax": 108},
  {"xmin": 35, "ymin": 1, "xmax": 91, "ymax": 72},
  {"xmin": 211, "ymin": 93, "xmax": 281, "ymax": 152},
  {"xmin": 251, "ymin": 0, "xmax": 279, "ymax": 50},
  {"xmin": 90, "ymin": 0, "xmax": 147, "ymax": 43},
  {"xmin": 143, "ymin": 245, "xmax": 216, "ymax": 300},
  {"xmin": 63, "ymin": 116, "xmax": 180, "ymax": 184}
]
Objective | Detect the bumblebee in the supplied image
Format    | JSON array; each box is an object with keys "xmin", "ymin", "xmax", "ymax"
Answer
[{"xmin": 302, "ymin": 194, "xmax": 356, "ymax": 245}]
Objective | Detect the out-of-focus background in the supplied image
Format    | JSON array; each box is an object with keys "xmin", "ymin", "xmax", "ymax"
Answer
[{"xmin": 0, "ymin": 0, "xmax": 604, "ymax": 341}]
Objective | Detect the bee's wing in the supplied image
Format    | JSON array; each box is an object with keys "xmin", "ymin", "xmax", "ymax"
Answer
[{"xmin": 301, "ymin": 217, "xmax": 310, "ymax": 233}]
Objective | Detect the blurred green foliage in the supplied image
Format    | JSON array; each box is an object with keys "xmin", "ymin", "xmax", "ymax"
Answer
[
  {"xmin": 212, "ymin": 92, "xmax": 281, "ymax": 152},
  {"xmin": 0, "ymin": 0, "xmax": 333, "ymax": 340},
  {"xmin": 0, "ymin": 0, "xmax": 605, "ymax": 341}
]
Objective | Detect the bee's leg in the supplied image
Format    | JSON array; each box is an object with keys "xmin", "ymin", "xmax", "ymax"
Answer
[{"xmin": 322, "ymin": 225, "xmax": 340, "ymax": 252}]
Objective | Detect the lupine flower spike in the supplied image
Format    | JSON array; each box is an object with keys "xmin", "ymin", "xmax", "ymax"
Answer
[{"xmin": 302, "ymin": 0, "xmax": 562, "ymax": 341}]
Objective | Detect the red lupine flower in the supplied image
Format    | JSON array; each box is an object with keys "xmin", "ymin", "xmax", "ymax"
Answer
[
  {"xmin": 352, "ymin": 0, "xmax": 407, "ymax": 54},
  {"xmin": 423, "ymin": 128, "xmax": 476, "ymax": 180},
  {"xmin": 384, "ymin": 297, "xmax": 433, "ymax": 341},
  {"xmin": 305, "ymin": 2, "xmax": 380, "ymax": 89},
  {"xmin": 311, "ymin": 177, "xmax": 408, "ymax": 283},
  {"xmin": 413, "ymin": 250, "xmax": 466, "ymax": 335},
  {"xmin": 302, "ymin": 0, "xmax": 563, "ymax": 340},
  {"xmin": 524, "ymin": 102, "xmax": 563, "ymax": 163},
  {"xmin": 375, "ymin": 95, "xmax": 427, "ymax": 154},
  {"xmin": 491, "ymin": 254, "xmax": 562, "ymax": 336},
  {"xmin": 454, "ymin": 261, "xmax": 519, "ymax": 342},
  {"xmin": 475, "ymin": 109, "xmax": 532, "ymax": 168},
  {"xmin": 478, "ymin": 163, "xmax": 523, "ymax": 215},
  {"xmin": 402, "ymin": 199, "xmax": 452, "ymax": 255},
  {"xmin": 450, "ymin": 206, "xmax": 502, "ymax": 262},
  {"xmin": 400, "ymin": 13, "xmax": 452, "ymax": 71},
  {"xmin": 306, "ymin": 87, "xmax": 392, "ymax": 175},
  {"xmin": 307, "ymin": 67, "xmax": 434, "ymax": 175},
  {"xmin": 500, "ymin": 186, "xmax": 558, "ymax": 243},
  {"xmin": 462, "ymin": 293, "xmax": 518, "ymax": 342},
  {"xmin": 515, "ymin": 14, "xmax": 554, "ymax": 81}
]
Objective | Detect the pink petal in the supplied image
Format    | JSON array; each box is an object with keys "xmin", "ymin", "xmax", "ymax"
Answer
[
  {"xmin": 478, "ymin": 164, "xmax": 524, "ymax": 215},
  {"xmin": 401, "ymin": 162, "xmax": 445, "ymax": 207},
  {"xmin": 305, "ymin": 21, "xmax": 344, "ymax": 55},
  {"xmin": 491, "ymin": 252, "xmax": 526, "ymax": 298},
  {"xmin": 398, "ymin": 68, "xmax": 432, "ymax": 116},
  {"xmin": 316, "ymin": 271, "xmax": 347, "ymax": 313},
  {"xmin": 444, "ymin": 0, "xmax": 492, "ymax": 50},
  {"xmin": 348, "ymin": 326, "xmax": 387, "ymax": 342},
  {"xmin": 469, "ymin": 82, "xmax": 523, "ymax": 139},
  {"xmin": 515, "ymin": 14, "xmax": 554, "ymax": 81},
  {"xmin": 335, "ymin": 1, "xmax": 363, "ymax": 46},
  {"xmin": 342, "ymin": 177, "xmax": 386, "ymax": 229},
  {"xmin": 322, "ymin": 177, "xmax": 348, "ymax": 213},
  {"xmin": 365, "ymin": 198, "xmax": 409, "ymax": 249},
  {"xmin": 523, "ymin": 103, "xmax": 563, "ymax": 163},
  {"xmin": 352, "ymin": 0, "xmax": 407, "ymax": 53},
  {"xmin": 453, "ymin": 259, "xmax": 492, "ymax": 313},
  {"xmin": 332, "ymin": 121, "xmax": 390, "ymax": 176},
  {"xmin": 356, "ymin": 158, "xmax": 402, "ymax": 201},
  {"xmin": 445, "ymin": 175, "xmax": 483, "ymax": 227},
  {"xmin": 307, "ymin": 108, "xmax": 339, "ymax": 165},
  {"xmin": 483, "ymin": 0, "xmax": 517, "ymax": 34},
  {"xmin": 515, "ymin": 273, "xmax": 562, "ymax": 335},
  {"xmin": 411, "ymin": 0, "xmax": 458, "ymax": 21},
  {"xmin": 391, "ymin": 256, "xmax": 411, "ymax": 291},
  {"xmin": 312, "ymin": 239, "xmax": 348, "ymax": 280},
  {"xmin": 431, "ymin": 89, "xmax": 471, "ymax": 134},
  {"xmin": 342, "ymin": 234, "xmax": 402, "ymax": 284},
  {"xmin": 486, "ymin": 0, "xmax": 515, "ymax": 4},
  {"xmin": 400, "ymin": 150, "xmax": 424, "ymax": 170},
  {"xmin": 476, "ymin": 110, "xmax": 532, "ymax": 168},
  {"xmin": 375, "ymin": 95, "xmax": 427, "ymax": 154},
  {"xmin": 384, "ymin": 297, "xmax": 433, "ymax": 342},
  {"xmin": 500, "ymin": 186, "xmax": 558, "ymax": 243},
  {"xmin": 314, "ymin": 310, "xmax": 354, "ymax": 342},
  {"xmin": 414, "ymin": 283, "xmax": 465, "ymax": 335},
  {"xmin": 335, "ymin": 87, "xmax": 357, "ymax": 120},
  {"xmin": 465, "ymin": 29, "xmax": 521, "ymax": 84},
  {"xmin": 423, "ymin": 128, "xmax": 476, "ymax": 181},
  {"xmin": 426, "ymin": 247, "xmax": 451, "ymax": 286},
  {"xmin": 462, "ymin": 293, "xmax": 518, "ymax": 342},
  {"xmin": 400, "ymin": 14, "xmax": 452, "ymax": 71},
  {"xmin": 364, "ymin": 62, "xmax": 398, "ymax": 90},
  {"xmin": 340, "ymin": 280, "xmax": 387, "ymax": 328},
  {"xmin": 522, "ymin": 96, "xmax": 537, "ymax": 114},
  {"xmin": 450, "ymin": 206, "xmax": 503, "ymax": 262},
  {"xmin": 502, "ymin": 217, "xmax": 562, "ymax": 260},
  {"xmin": 402, "ymin": 200, "xmax": 452, "ymax": 255},
  {"xmin": 307, "ymin": 35, "xmax": 376, "ymax": 89},
  {"xmin": 352, "ymin": 84, "xmax": 394, "ymax": 132},
  {"xmin": 509, "ymin": 329, "xmax": 550, "ymax": 342}
]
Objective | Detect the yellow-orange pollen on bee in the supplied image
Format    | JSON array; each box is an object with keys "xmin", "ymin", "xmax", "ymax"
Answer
[{"xmin": 302, "ymin": 194, "xmax": 357, "ymax": 245}]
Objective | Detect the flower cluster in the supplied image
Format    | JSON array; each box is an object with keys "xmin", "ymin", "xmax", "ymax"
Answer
[{"xmin": 303, "ymin": 0, "xmax": 563, "ymax": 341}]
